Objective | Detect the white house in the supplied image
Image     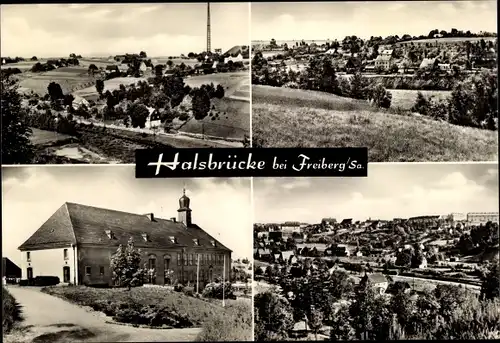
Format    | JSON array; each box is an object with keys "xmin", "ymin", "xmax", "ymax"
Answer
[
  {"xmin": 224, "ymin": 53, "xmax": 244, "ymax": 64},
  {"xmin": 21, "ymin": 246, "xmax": 78, "ymax": 284},
  {"xmin": 72, "ymin": 94, "xmax": 90, "ymax": 110}
]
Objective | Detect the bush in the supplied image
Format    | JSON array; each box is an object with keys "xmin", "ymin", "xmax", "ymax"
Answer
[
  {"xmin": 174, "ymin": 283, "xmax": 184, "ymax": 292},
  {"xmin": 183, "ymin": 286, "xmax": 195, "ymax": 297},
  {"xmin": 2, "ymin": 287, "xmax": 23, "ymax": 333},
  {"xmin": 370, "ymin": 84, "xmax": 392, "ymax": 108},
  {"xmin": 202, "ymin": 282, "xmax": 235, "ymax": 300},
  {"xmin": 34, "ymin": 276, "xmax": 59, "ymax": 286},
  {"xmin": 196, "ymin": 301, "xmax": 252, "ymax": 341}
]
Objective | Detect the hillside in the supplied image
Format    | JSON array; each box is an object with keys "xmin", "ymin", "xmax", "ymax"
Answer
[
  {"xmin": 252, "ymin": 85, "xmax": 498, "ymax": 162},
  {"xmin": 224, "ymin": 45, "xmax": 249, "ymax": 56}
]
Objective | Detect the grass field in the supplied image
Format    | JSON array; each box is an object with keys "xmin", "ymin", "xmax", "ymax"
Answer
[
  {"xmin": 19, "ymin": 67, "xmax": 95, "ymax": 95},
  {"xmin": 29, "ymin": 128, "xmax": 76, "ymax": 146},
  {"xmin": 179, "ymin": 97, "xmax": 250, "ymax": 139},
  {"xmin": 73, "ymin": 76, "xmax": 146, "ymax": 101},
  {"xmin": 41, "ymin": 286, "xmax": 238, "ymax": 328},
  {"xmin": 252, "ymin": 85, "xmax": 498, "ymax": 162},
  {"xmin": 390, "ymin": 89, "xmax": 452, "ymax": 110}
]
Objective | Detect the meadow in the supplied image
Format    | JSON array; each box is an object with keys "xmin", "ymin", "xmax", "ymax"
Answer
[
  {"xmin": 252, "ymin": 85, "xmax": 498, "ymax": 162},
  {"xmin": 73, "ymin": 76, "xmax": 146, "ymax": 101},
  {"xmin": 389, "ymin": 89, "xmax": 452, "ymax": 110},
  {"xmin": 18, "ymin": 67, "xmax": 95, "ymax": 95}
]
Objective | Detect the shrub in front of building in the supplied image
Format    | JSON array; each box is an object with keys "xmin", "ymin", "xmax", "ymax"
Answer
[{"xmin": 2, "ymin": 287, "xmax": 23, "ymax": 333}]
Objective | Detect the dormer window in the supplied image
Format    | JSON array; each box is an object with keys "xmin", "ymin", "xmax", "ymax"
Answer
[
  {"xmin": 169, "ymin": 236, "xmax": 177, "ymax": 244},
  {"xmin": 142, "ymin": 233, "xmax": 149, "ymax": 242},
  {"xmin": 193, "ymin": 238, "xmax": 200, "ymax": 246},
  {"xmin": 210, "ymin": 240, "xmax": 216, "ymax": 247},
  {"xmin": 105, "ymin": 230, "xmax": 114, "ymax": 239}
]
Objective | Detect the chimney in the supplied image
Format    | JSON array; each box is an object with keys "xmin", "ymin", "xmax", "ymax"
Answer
[
  {"xmin": 146, "ymin": 213, "xmax": 155, "ymax": 221},
  {"xmin": 171, "ymin": 217, "xmax": 176, "ymax": 222}
]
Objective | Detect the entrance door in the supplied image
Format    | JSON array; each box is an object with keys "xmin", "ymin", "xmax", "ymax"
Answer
[
  {"xmin": 63, "ymin": 266, "xmax": 70, "ymax": 283},
  {"xmin": 27, "ymin": 267, "xmax": 33, "ymax": 279}
]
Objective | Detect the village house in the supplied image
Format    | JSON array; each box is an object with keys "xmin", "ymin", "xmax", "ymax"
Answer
[
  {"xmin": 18, "ymin": 190, "xmax": 231, "ymax": 288},
  {"xmin": 363, "ymin": 272, "xmax": 389, "ymax": 294},
  {"xmin": 2, "ymin": 257, "xmax": 21, "ymax": 284},
  {"xmin": 105, "ymin": 65, "xmax": 119, "ymax": 74},
  {"xmin": 340, "ymin": 219, "xmax": 353, "ymax": 228},
  {"xmin": 374, "ymin": 54, "xmax": 393, "ymax": 71},
  {"xmin": 419, "ymin": 57, "xmax": 439, "ymax": 70},
  {"xmin": 281, "ymin": 222, "xmax": 302, "ymax": 235}
]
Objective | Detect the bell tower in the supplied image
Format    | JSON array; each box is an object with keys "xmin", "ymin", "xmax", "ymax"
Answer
[{"xmin": 178, "ymin": 187, "xmax": 192, "ymax": 226}]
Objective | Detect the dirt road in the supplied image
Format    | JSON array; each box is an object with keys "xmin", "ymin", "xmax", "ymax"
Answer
[{"xmin": 5, "ymin": 286, "xmax": 201, "ymax": 342}]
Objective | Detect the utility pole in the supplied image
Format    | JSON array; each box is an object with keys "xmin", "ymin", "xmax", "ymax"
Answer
[{"xmin": 222, "ymin": 254, "xmax": 226, "ymax": 307}]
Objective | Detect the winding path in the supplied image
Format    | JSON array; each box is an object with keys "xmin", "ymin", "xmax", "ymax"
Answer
[{"xmin": 6, "ymin": 286, "xmax": 201, "ymax": 342}]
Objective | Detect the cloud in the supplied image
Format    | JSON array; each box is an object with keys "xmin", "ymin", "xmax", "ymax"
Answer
[
  {"xmin": 254, "ymin": 165, "xmax": 498, "ymax": 224},
  {"xmin": 388, "ymin": 3, "xmax": 406, "ymax": 11},
  {"xmin": 281, "ymin": 178, "xmax": 311, "ymax": 190},
  {"xmin": 1, "ymin": 4, "xmax": 249, "ymax": 57}
]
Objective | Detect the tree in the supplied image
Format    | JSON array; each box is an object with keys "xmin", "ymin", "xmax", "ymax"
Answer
[
  {"xmin": 1, "ymin": 76, "xmax": 34, "ymax": 164},
  {"xmin": 128, "ymin": 103, "xmax": 149, "ymax": 128},
  {"xmin": 370, "ymin": 84, "xmax": 392, "ymax": 109},
  {"xmin": 481, "ymin": 262, "xmax": 500, "ymax": 300},
  {"xmin": 214, "ymin": 84, "xmax": 225, "ymax": 99},
  {"xmin": 349, "ymin": 72, "xmax": 369, "ymax": 100},
  {"xmin": 96, "ymin": 79, "xmax": 105, "ymax": 96},
  {"xmin": 192, "ymin": 88, "xmax": 211, "ymax": 120},
  {"xmin": 254, "ymin": 291, "xmax": 294, "ymax": 341},
  {"xmin": 308, "ymin": 306, "xmax": 324, "ymax": 340},
  {"xmin": 110, "ymin": 238, "xmax": 146, "ymax": 290},
  {"xmin": 155, "ymin": 64, "xmax": 165, "ymax": 79},
  {"xmin": 139, "ymin": 51, "xmax": 147, "ymax": 58},
  {"xmin": 330, "ymin": 305, "xmax": 355, "ymax": 341},
  {"xmin": 47, "ymin": 82, "xmax": 64, "ymax": 102}
]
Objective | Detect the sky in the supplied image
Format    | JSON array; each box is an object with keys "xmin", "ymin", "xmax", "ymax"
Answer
[
  {"xmin": 251, "ymin": 1, "xmax": 497, "ymax": 41},
  {"xmin": 253, "ymin": 163, "xmax": 499, "ymax": 224},
  {"xmin": 1, "ymin": 3, "xmax": 250, "ymax": 58},
  {"xmin": 2, "ymin": 167, "xmax": 252, "ymax": 266}
]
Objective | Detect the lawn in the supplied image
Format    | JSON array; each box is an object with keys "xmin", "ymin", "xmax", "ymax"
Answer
[
  {"xmin": 252, "ymin": 85, "xmax": 498, "ymax": 162},
  {"xmin": 73, "ymin": 76, "xmax": 146, "ymax": 101},
  {"xmin": 389, "ymin": 89, "xmax": 452, "ymax": 110},
  {"xmin": 19, "ymin": 67, "xmax": 95, "ymax": 95},
  {"xmin": 179, "ymin": 97, "xmax": 250, "ymax": 140},
  {"xmin": 41, "ymin": 286, "xmax": 238, "ymax": 329}
]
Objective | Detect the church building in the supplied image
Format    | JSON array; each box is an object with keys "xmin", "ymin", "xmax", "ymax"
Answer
[{"xmin": 18, "ymin": 190, "xmax": 231, "ymax": 288}]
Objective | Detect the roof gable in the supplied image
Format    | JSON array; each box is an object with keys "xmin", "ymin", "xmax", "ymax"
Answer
[
  {"xmin": 19, "ymin": 202, "xmax": 230, "ymax": 252},
  {"xmin": 19, "ymin": 203, "xmax": 76, "ymax": 250}
]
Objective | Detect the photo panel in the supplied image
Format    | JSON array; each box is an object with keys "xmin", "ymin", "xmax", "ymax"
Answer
[
  {"xmin": 251, "ymin": 1, "xmax": 498, "ymax": 162},
  {"xmin": 1, "ymin": 2, "xmax": 251, "ymax": 165},
  {"xmin": 2, "ymin": 165, "xmax": 253, "ymax": 341},
  {"xmin": 253, "ymin": 163, "xmax": 499, "ymax": 340}
]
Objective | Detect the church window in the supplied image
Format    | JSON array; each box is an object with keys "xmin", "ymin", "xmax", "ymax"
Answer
[
  {"xmin": 27, "ymin": 252, "xmax": 31, "ymax": 262},
  {"xmin": 63, "ymin": 249, "xmax": 68, "ymax": 260},
  {"xmin": 177, "ymin": 253, "xmax": 181, "ymax": 266},
  {"xmin": 85, "ymin": 266, "xmax": 91, "ymax": 275},
  {"xmin": 99, "ymin": 266, "xmax": 105, "ymax": 275},
  {"xmin": 189, "ymin": 254, "xmax": 193, "ymax": 266}
]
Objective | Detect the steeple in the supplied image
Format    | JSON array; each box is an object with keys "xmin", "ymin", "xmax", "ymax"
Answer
[{"xmin": 178, "ymin": 187, "xmax": 192, "ymax": 226}]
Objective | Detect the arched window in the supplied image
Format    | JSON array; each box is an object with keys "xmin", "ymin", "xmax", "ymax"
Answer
[{"xmin": 164, "ymin": 254, "xmax": 172, "ymax": 285}]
